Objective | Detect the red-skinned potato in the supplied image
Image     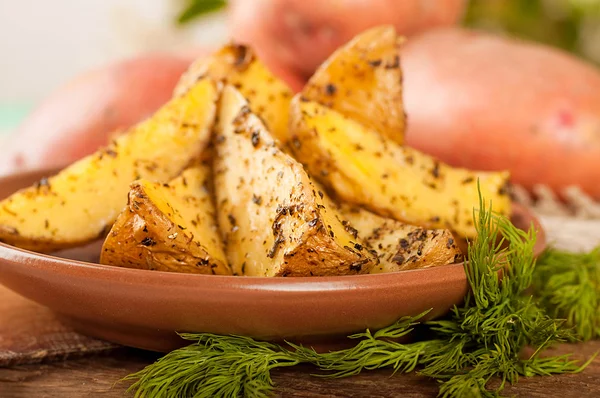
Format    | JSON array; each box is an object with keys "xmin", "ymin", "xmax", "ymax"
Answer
[
  {"xmin": 402, "ymin": 28, "xmax": 600, "ymax": 199},
  {"xmin": 0, "ymin": 53, "xmax": 201, "ymax": 176},
  {"xmin": 228, "ymin": 0, "xmax": 466, "ymax": 77}
]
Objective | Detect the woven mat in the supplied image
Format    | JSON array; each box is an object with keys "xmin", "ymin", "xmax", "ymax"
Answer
[
  {"xmin": 0, "ymin": 186, "xmax": 598, "ymax": 367},
  {"xmin": 0, "ymin": 286, "xmax": 118, "ymax": 367}
]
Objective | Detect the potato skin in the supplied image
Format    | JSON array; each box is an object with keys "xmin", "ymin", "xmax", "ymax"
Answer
[
  {"xmin": 289, "ymin": 97, "xmax": 511, "ymax": 239},
  {"xmin": 0, "ymin": 54, "xmax": 196, "ymax": 176},
  {"xmin": 100, "ymin": 166, "xmax": 231, "ymax": 275},
  {"xmin": 229, "ymin": 0, "xmax": 465, "ymax": 76},
  {"xmin": 214, "ymin": 86, "xmax": 377, "ymax": 277},
  {"xmin": 337, "ymin": 205, "xmax": 462, "ymax": 273},
  {"xmin": 403, "ymin": 28, "xmax": 600, "ymax": 199},
  {"xmin": 302, "ymin": 26, "xmax": 405, "ymax": 145},
  {"xmin": 0, "ymin": 78, "xmax": 218, "ymax": 252}
]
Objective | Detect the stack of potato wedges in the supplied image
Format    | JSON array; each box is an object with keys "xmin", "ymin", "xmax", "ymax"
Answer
[{"xmin": 0, "ymin": 26, "xmax": 511, "ymax": 277}]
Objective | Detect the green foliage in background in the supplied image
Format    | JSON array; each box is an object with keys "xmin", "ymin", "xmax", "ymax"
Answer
[
  {"xmin": 177, "ymin": 0, "xmax": 226, "ymax": 24},
  {"xmin": 465, "ymin": 0, "xmax": 600, "ymax": 64},
  {"xmin": 177, "ymin": 0, "xmax": 600, "ymax": 64}
]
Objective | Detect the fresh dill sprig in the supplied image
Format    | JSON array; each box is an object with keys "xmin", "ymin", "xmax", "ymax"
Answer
[
  {"xmin": 289, "ymin": 310, "xmax": 438, "ymax": 378},
  {"xmin": 533, "ymin": 247, "xmax": 600, "ymax": 341},
  {"xmin": 295, "ymin": 192, "xmax": 583, "ymax": 397},
  {"xmin": 419, "ymin": 197, "xmax": 581, "ymax": 397},
  {"xmin": 125, "ymin": 191, "xmax": 595, "ymax": 398},
  {"xmin": 125, "ymin": 334, "xmax": 301, "ymax": 398}
]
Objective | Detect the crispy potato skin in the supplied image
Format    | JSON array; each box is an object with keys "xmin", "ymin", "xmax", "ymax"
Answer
[
  {"xmin": 337, "ymin": 205, "xmax": 462, "ymax": 273},
  {"xmin": 100, "ymin": 166, "xmax": 231, "ymax": 275},
  {"xmin": 289, "ymin": 97, "xmax": 511, "ymax": 238},
  {"xmin": 302, "ymin": 26, "xmax": 405, "ymax": 145},
  {"xmin": 175, "ymin": 44, "xmax": 293, "ymax": 143},
  {"xmin": 0, "ymin": 78, "xmax": 218, "ymax": 252},
  {"xmin": 214, "ymin": 86, "xmax": 377, "ymax": 277},
  {"xmin": 403, "ymin": 28, "xmax": 600, "ymax": 199}
]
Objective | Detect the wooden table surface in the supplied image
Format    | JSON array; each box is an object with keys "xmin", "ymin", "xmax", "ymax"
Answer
[{"xmin": 2, "ymin": 341, "xmax": 600, "ymax": 398}]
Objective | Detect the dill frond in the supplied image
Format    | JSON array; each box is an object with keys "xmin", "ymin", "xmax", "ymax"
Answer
[{"xmin": 533, "ymin": 247, "xmax": 600, "ymax": 341}]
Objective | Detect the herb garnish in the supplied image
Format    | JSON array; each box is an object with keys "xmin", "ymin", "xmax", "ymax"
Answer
[
  {"xmin": 126, "ymin": 195, "xmax": 598, "ymax": 397},
  {"xmin": 533, "ymin": 247, "xmax": 600, "ymax": 341}
]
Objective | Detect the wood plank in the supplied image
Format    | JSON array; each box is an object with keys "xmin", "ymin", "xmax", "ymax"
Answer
[{"xmin": 1, "ymin": 342, "xmax": 599, "ymax": 397}]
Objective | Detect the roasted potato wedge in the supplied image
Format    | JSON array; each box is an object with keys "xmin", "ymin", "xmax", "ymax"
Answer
[
  {"xmin": 175, "ymin": 44, "xmax": 293, "ymax": 143},
  {"xmin": 337, "ymin": 205, "xmax": 462, "ymax": 272},
  {"xmin": 289, "ymin": 97, "xmax": 511, "ymax": 238},
  {"xmin": 214, "ymin": 86, "xmax": 377, "ymax": 277},
  {"xmin": 0, "ymin": 78, "xmax": 218, "ymax": 252},
  {"xmin": 301, "ymin": 25, "xmax": 405, "ymax": 145},
  {"xmin": 100, "ymin": 164, "xmax": 231, "ymax": 275}
]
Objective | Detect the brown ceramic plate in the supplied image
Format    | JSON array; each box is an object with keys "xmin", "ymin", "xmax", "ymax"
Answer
[{"xmin": 0, "ymin": 169, "xmax": 546, "ymax": 352}]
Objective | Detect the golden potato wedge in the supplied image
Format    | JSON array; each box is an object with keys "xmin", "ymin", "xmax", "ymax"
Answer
[
  {"xmin": 175, "ymin": 44, "xmax": 293, "ymax": 143},
  {"xmin": 0, "ymin": 78, "xmax": 218, "ymax": 252},
  {"xmin": 214, "ymin": 86, "xmax": 377, "ymax": 277},
  {"xmin": 301, "ymin": 25, "xmax": 405, "ymax": 145},
  {"xmin": 289, "ymin": 97, "xmax": 511, "ymax": 238},
  {"xmin": 100, "ymin": 164, "xmax": 231, "ymax": 275},
  {"xmin": 314, "ymin": 185, "xmax": 462, "ymax": 271},
  {"xmin": 337, "ymin": 205, "xmax": 462, "ymax": 273}
]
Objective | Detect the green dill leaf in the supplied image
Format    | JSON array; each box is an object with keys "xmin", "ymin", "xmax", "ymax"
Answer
[
  {"xmin": 125, "ymin": 333, "xmax": 301, "ymax": 398},
  {"xmin": 533, "ymin": 247, "xmax": 600, "ymax": 340},
  {"xmin": 289, "ymin": 310, "xmax": 434, "ymax": 378},
  {"xmin": 417, "ymin": 184, "xmax": 584, "ymax": 396}
]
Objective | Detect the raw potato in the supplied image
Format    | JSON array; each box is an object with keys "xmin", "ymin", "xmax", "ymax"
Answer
[
  {"xmin": 302, "ymin": 25, "xmax": 406, "ymax": 145},
  {"xmin": 289, "ymin": 97, "xmax": 511, "ymax": 238},
  {"xmin": 228, "ymin": 0, "xmax": 466, "ymax": 76},
  {"xmin": 175, "ymin": 44, "xmax": 293, "ymax": 143},
  {"xmin": 214, "ymin": 86, "xmax": 378, "ymax": 277},
  {"xmin": 337, "ymin": 205, "xmax": 462, "ymax": 273},
  {"xmin": 403, "ymin": 28, "xmax": 600, "ymax": 199},
  {"xmin": 0, "ymin": 78, "xmax": 218, "ymax": 252},
  {"xmin": 100, "ymin": 164, "xmax": 231, "ymax": 275}
]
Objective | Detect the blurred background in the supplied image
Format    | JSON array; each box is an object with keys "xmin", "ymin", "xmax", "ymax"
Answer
[
  {"xmin": 2, "ymin": 0, "xmax": 600, "ymax": 117},
  {"xmin": 0, "ymin": 0, "xmax": 228, "ymax": 138},
  {"xmin": 2, "ymin": 0, "xmax": 600, "ymax": 136}
]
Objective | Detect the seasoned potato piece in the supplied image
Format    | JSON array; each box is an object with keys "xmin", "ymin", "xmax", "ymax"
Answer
[
  {"xmin": 337, "ymin": 205, "xmax": 462, "ymax": 273},
  {"xmin": 214, "ymin": 86, "xmax": 377, "ymax": 277},
  {"xmin": 0, "ymin": 78, "xmax": 218, "ymax": 252},
  {"xmin": 100, "ymin": 164, "xmax": 231, "ymax": 275},
  {"xmin": 289, "ymin": 97, "xmax": 511, "ymax": 238},
  {"xmin": 301, "ymin": 25, "xmax": 405, "ymax": 145},
  {"xmin": 175, "ymin": 44, "xmax": 293, "ymax": 143}
]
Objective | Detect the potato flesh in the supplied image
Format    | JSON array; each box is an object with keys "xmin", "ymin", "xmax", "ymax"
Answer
[
  {"xmin": 100, "ymin": 165, "xmax": 231, "ymax": 275},
  {"xmin": 0, "ymin": 79, "xmax": 218, "ymax": 252},
  {"xmin": 302, "ymin": 25, "xmax": 405, "ymax": 145},
  {"xmin": 175, "ymin": 44, "xmax": 293, "ymax": 143},
  {"xmin": 148, "ymin": 168, "xmax": 227, "ymax": 266},
  {"xmin": 214, "ymin": 86, "xmax": 377, "ymax": 277},
  {"xmin": 289, "ymin": 98, "xmax": 511, "ymax": 238},
  {"xmin": 337, "ymin": 205, "xmax": 461, "ymax": 273}
]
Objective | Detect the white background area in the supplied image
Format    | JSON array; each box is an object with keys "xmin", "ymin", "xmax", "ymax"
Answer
[{"xmin": 0, "ymin": 0, "xmax": 228, "ymax": 103}]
